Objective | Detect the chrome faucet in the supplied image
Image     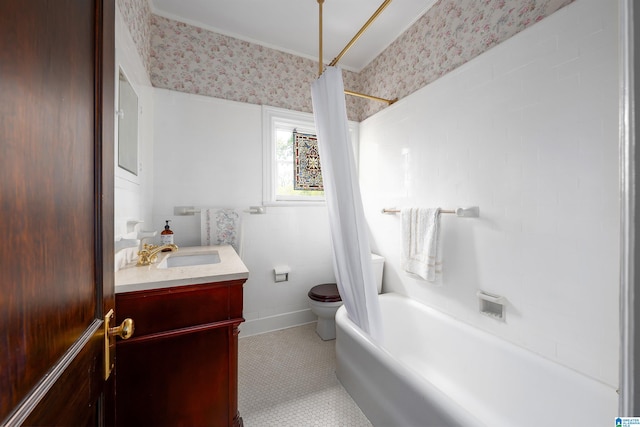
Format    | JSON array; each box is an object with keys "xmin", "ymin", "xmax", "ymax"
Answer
[{"xmin": 137, "ymin": 243, "xmax": 178, "ymax": 266}]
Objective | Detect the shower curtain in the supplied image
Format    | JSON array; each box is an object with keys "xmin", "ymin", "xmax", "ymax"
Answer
[{"xmin": 311, "ymin": 66, "xmax": 382, "ymax": 341}]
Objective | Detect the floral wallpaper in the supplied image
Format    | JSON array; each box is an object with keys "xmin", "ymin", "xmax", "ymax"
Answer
[
  {"xmin": 117, "ymin": 0, "xmax": 152, "ymax": 76},
  {"xmin": 357, "ymin": 0, "xmax": 574, "ymax": 119},
  {"xmin": 150, "ymin": 15, "xmax": 364, "ymax": 121},
  {"xmin": 147, "ymin": 0, "xmax": 573, "ymax": 122}
]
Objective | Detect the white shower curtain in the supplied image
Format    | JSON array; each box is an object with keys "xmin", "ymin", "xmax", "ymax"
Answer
[{"xmin": 311, "ymin": 66, "xmax": 382, "ymax": 341}]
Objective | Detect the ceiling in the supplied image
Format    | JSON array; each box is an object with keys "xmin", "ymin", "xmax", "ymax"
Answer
[{"xmin": 150, "ymin": 0, "xmax": 437, "ymax": 72}]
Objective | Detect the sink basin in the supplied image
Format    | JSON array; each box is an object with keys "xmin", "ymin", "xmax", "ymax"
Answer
[{"xmin": 157, "ymin": 252, "xmax": 221, "ymax": 269}]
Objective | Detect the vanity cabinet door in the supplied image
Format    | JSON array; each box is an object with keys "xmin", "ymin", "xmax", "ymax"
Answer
[{"xmin": 115, "ymin": 279, "xmax": 245, "ymax": 427}]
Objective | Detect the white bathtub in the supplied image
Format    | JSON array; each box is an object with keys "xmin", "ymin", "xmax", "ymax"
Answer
[{"xmin": 335, "ymin": 293, "xmax": 617, "ymax": 427}]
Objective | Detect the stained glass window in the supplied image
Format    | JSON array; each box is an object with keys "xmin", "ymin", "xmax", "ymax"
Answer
[
  {"xmin": 293, "ymin": 131, "xmax": 323, "ymax": 191},
  {"xmin": 275, "ymin": 128, "xmax": 324, "ymax": 199}
]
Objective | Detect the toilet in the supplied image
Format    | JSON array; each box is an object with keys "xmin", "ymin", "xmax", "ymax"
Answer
[{"xmin": 308, "ymin": 254, "xmax": 385, "ymax": 340}]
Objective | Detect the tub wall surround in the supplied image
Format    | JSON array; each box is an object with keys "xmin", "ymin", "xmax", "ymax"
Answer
[{"xmin": 359, "ymin": 0, "xmax": 618, "ymax": 388}]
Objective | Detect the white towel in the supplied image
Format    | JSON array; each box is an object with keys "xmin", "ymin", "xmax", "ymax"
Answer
[
  {"xmin": 401, "ymin": 208, "xmax": 442, "ymax": 282},
  {"xmin": 200, "ymin": 208, "xmax": 243, "ymax": 255}
]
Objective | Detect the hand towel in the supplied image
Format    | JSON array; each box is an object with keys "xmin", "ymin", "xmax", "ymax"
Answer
[
  {"xmin": 401, "ymin": 207, "xmax": 442, "ymax": 282},
  {"xmin": 200, "ymin": 208, "xmax": 243, "ymax": 255}
]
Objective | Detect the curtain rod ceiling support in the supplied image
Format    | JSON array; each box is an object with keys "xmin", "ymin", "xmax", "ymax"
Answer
[
  {"xmin": 329, "ymin": 0, "xmax": 392, "ymax": 67},
  {"xmin": 317, "ymin": 0, "xmax": 396, "ymax": 105},
  {"xmin": 317, "ymin": 0, "xmax": 324, "ymax": 77}
]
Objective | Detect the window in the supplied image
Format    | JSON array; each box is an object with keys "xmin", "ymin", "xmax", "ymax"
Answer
[
  {"xmin": 276, "ymin": 127, "xmax": 324, "ymax": 199},
  {"xmin": 262, "ymin": 106, "xmax": 358, "ymax": 205}
]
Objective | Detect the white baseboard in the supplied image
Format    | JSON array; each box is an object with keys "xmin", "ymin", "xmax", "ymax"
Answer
[{"xmin": 239, "ymin": 309, "xmax": 317, "ymax": 337}]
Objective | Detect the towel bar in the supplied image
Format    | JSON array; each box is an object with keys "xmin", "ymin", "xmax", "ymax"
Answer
[
  {"xmin": 174, "ymin": 206, "xmax": 266, "ymax": 215},
  {"xmin": 381, "ymin": 206, "xmax": 479, "ymax": 217}
]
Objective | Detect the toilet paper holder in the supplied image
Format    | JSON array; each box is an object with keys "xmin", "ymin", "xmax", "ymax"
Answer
[{"xmin": 274, "ymin": 266, "xmax": 290, "ymax": 282}]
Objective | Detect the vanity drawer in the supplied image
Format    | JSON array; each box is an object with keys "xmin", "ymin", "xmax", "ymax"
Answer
[{"xmin": 115, "ymin": 279, "xmax": 244, "ymax": 338}]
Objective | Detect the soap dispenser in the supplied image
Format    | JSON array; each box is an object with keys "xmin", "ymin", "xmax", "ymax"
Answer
[{"xmin": 160, "ymin": 220, "xmax": 174, "ymax": 251}]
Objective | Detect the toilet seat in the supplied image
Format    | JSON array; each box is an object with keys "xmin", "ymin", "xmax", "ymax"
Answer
[{"xmin": 308, "ymin": 283, "xmax": 341, "ymax": 302}]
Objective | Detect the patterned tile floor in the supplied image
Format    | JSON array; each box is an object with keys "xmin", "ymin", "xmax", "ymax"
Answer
[{"xmin": 238, "ymin": 323, "xmax": 373, "ymax": 427}]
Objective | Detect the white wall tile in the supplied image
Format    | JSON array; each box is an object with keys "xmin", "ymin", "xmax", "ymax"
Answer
[{"xmin": 359, "ymin": 0, "xmax": 619, "ymax": 387}]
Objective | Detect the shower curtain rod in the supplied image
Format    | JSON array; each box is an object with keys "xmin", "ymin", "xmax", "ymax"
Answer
[
  {"xmin": 345, "ymin": 89, "xmax": 397, "ymax": 104},
  {"xmin": 317, "ymin": 0, "xmax": 396, "ymax": 105}
]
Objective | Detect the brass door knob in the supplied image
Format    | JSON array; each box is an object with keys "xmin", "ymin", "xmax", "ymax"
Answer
[{"xmin": 109, "ymin": 318, "xmax": 135, "ymax": 340}]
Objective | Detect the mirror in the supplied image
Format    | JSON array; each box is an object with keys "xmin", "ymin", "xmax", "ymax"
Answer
[{"xmin": 117, "ymin": 69, "xmax": 139, "ymax": 176}]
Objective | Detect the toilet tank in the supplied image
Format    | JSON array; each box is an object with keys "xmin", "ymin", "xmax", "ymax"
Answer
[{"xmin": 371, "ymin": 253, "xmax": 385, "ymax": 293}]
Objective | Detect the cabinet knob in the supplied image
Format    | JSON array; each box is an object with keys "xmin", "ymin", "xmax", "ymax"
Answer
[{"xmin": 109, "ymin": 318, "xmax": 135, "ymax": 340}]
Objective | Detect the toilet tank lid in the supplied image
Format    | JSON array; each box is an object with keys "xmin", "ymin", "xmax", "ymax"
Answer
[{"xmin": 371, "ymin": 253, "xmax": 384, "ymax": 264}]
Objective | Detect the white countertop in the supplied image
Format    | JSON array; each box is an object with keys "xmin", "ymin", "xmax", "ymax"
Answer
[{"xmin": 115, "ymin": 245, "xmax": 249, "ymax": 294}]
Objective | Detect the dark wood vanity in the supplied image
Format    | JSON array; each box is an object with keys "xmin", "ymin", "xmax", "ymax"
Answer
[{"xmin": 114, "ymin": 246, "xmax": 247, "ymax": 427}]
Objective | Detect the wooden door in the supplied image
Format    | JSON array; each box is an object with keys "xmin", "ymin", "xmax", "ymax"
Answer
[{"xmin": 0, "ymin": 0, "xmax": 115, "ymax": 425}]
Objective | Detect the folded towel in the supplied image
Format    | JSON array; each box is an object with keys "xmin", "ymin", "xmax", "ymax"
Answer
[
  {"xmin": 200, "ymin": 208, "xmax": 242, "ymax": 255},
  {"xmin": 401, "ymin": 208, "xmax": 442, "ymax": 282}
]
